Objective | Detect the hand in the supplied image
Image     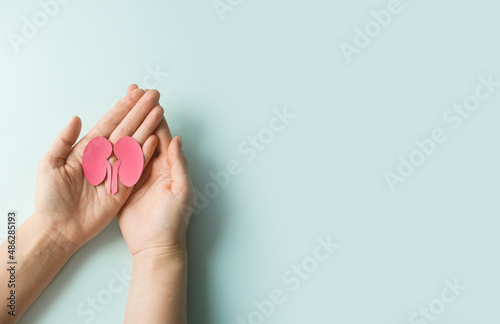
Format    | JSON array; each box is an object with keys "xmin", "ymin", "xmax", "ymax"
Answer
[
  {"xmin": 33, "ymin": 86, "xmax": 164, "ymax": 250},
  {"xmin": 117, "ymin": 85, "xmax": 195, "ymax": 258}
]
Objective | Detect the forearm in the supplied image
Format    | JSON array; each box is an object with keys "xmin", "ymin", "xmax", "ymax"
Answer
[
  {"xmin": 124, "ymin": 246, "xmax": 188, "ymax": 324},
  {"xmin": 0, "ymin": 215, "xmax": 77, "ymax": 323}
]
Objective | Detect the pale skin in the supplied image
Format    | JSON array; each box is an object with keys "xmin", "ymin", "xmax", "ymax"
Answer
[{"xmin": 0, "ymin": 85, "xmax": 194, "ymax": 324}]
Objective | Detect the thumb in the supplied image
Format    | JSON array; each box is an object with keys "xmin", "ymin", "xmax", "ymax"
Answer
[
  {"xmin": 46, "ymin": 116, "xmax": 82, "ymax": 167},
  {"xmin": 168, "ymin": 136, "xmax": 193, "ymax": 198}
]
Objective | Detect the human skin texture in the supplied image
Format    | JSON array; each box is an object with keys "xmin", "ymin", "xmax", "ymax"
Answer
[
  {"xmin": 118, "ymin": 84, "xmax": 195, "ymax": 324},
  {"xmin": 0, "ymin": 86, "xmax": 165, "ymax": 323}
]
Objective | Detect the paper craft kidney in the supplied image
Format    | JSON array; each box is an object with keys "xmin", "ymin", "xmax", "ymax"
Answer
[
  {"xmin": 111, "ymin": 136, "xmax": 144, "ymax": 195},
  {"xmin": 82, "ymin": 137, "xmax": 113, "ymax": 193},
  {"xmin": 82, "ymin": 136, "xmax": 143, "ymax": 195}
]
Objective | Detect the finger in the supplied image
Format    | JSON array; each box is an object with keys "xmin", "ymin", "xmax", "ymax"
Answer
[
  {"xmin": 86, "ymin": 88, "xmax": 145, "ymax": 139},
  {"xmin": 155, "ymin": 117, "xmax": 173, "ymax": 156},
  {"xmin": 108, "ymin": 89, "xmax": 160, "ymax": 143},
  {"xmin": 46, "ymin": 116, "xmax": 82, "ymax": 167},
  {"xmin": 127, "ymin": 84, "xmax": 138, "ymax": 94},
  {"xmin": 75, "ymin": 89, "xmax": 145, "ymax": 152},
  {"xmin": 136, "ymin": 134, "xmax": 159, "ymax": 189},
  {"xmin": 132, "ymin": 105, "xmax": 164, "ymax": 145},
  {"xmin": 142, "ymin": 134, "xmax": 159, "ymax": 168},
  {"xmin": 168, "ymin": 136, "xmax": 192, "ymax": 197}
]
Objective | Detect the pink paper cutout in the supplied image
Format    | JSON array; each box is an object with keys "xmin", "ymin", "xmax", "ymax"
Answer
[
  {"xmin": 112, "ymin": 136, "xmax": 144, "ymax": 195},
  {"xmin": 82, "ymin": 137, "xmax": 112, "ymax": 191},
  {"xmin": 82, "ymin": 136, "xmax": 144, "ymax": 195}
]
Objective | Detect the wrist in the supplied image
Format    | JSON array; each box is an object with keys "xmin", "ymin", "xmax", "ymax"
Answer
[
  {"xmin": 27, "ymin": 214, "xmax": 79, "ymax": 263},
  {"xmin": 132, "ymin": 245, "xmax": 187, "ymax": 268}
]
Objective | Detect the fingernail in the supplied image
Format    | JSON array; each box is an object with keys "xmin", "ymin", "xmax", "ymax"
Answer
[{"xmin": 178, "ymin": 136, "xmax": 183, "ymax": 148}]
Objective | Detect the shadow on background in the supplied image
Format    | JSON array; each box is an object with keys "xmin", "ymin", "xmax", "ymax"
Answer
[
  {"xmin": 178, "ymin": 111, "xmax": 229, "ymax": 324},
  {"xmin": 20, "ymin": 219, "xmax": 125, "ymax": 323},
  {"xmin": 20, "ymin": 109, "xmax": 228, "ymax": 324}
]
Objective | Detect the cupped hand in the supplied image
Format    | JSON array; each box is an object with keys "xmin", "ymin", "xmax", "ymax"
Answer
[
  {"xmin": 34, "ymin": 85, "xmax": 164, "ymax": 249},
  {"xmin": 117, "ymin": 85, "xmax": 195, "ymax": 257}
]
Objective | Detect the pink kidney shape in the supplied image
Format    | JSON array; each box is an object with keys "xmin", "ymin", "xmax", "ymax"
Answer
[
  {"xmin": 82, "ymin": 137, "xmax": 112, "ymax": 186},
  {"xmin": 113, "ymin": 136, "xmax": 144, "ymax": 190}
]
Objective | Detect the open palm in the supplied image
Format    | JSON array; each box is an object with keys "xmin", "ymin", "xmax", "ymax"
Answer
[
  {"xmin": 117, "ymin": 87, "xmax": 194, "ymax": 256},
  {"xmin": 34, "ymin": 87, "xmax": 164, "ymax": 248}
]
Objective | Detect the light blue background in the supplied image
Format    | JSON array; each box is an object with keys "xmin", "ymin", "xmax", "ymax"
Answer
[{"xmin": 1, "ymin": 0, "xmax": 499, "ymax": 323}]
